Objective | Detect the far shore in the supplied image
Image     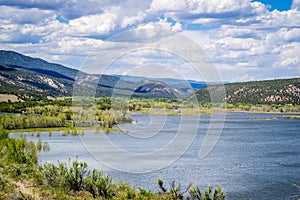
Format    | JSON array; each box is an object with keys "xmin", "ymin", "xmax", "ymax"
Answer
[
  {"xmin": 224, "ymin": 109, "xmax": 300, "ymax": 115},
  {"xmin": 132, "ymin": 108, "xmax": 300, "ymax": 116},
  {"xmin": 8, "ymin": 110, "xmax": 299, "ymax": 134}
]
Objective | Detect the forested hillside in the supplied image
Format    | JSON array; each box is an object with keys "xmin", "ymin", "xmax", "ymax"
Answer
[{"xmin": 195, "ymin": 78, "xmax": 300, "ymax": 105}]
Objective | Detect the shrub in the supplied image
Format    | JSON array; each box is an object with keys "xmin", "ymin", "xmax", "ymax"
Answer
[
  {"xmin": 65, "ymin": 160, "xmax": 88, "ymax": 191},
  {"xmin": 42, "ymin": 142, "xmax": 50, "ymax": 151},
  {"xmin": 158, "ymin": 179, "xmax": 225, "ymax": 200},
  {"xmin": 125, "ymin": 187, "xmax": 136, "ymax": 199},
  {"xmin": 211, "ymin": 186, "xmax": 225, "ymax": 200},
  {"xmin": 158, "ymin": 179, "xmax": 191, "ymax": 199},
  {"xmin": 36, "ymin": 139, "xmax": 42, "ymax": 152},
  {"xmin": 201, "ymin": 185, "xmax": 225, "ymax": 200},
  {"xmin": 189, "ymin": 185, "xmax": 202, "ymax": 200},
  {"xmin": 84, "ymin": 169, "xmax": 114, "ymax": 198},
  {"xmin": 43, "ymin": 160, "xmax": 88, "ymax": 192},
  {"xmin": 42, "ymin": 162, "xmax": 67, "ymax": 188},
  {"xmin": 0, "ymin": 126, "xmax": 8, "ymax": 140},
  {"xmin": 25, "ymin": 140, "xmax": 38, "ymax": 164},
  {"xmin": 0, "ymin": 138, "xmax": 37, "ymax": 165}
]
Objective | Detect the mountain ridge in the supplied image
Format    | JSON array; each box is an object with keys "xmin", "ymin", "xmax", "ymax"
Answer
[
  {"xmin": 0, "ymin": 50, "xmax": 82, "ymax": 79},
  {"xmin": 0, "ymin": 50, "xmax": 197, "ymax": 100},
  {"xmin": 1, "ymin": 50, "xmax": 299, "ymax": 104}
]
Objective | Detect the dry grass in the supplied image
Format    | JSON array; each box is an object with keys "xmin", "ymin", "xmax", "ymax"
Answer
[{"xmin": 0, "ymin": 94, "xmax": 19, "ymax": 102}]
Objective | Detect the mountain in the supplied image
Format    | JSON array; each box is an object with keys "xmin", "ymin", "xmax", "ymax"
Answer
[
  {"xmin": 0, "ymin": 50, "xmax": 199, "ymax": 100},
  {"xmin": 133, "ymin": 80, "xmax": 186, "ymax": 97},
  {"xmin": 1, "ymin": 50, "xmax": 299, "ymax": 103},
  {"xmin": 112, "ymin": 74, "xmax": 207, "ymax": 92},
  {"xmin": 0, "ymin": 64, "xmax": 73, "ymax": 100},
  {"xmin": 194, "ymin": 78, "xmax": 300, "ymax": 105},
  {"xmin": 0, "ymin": 50, "xmax": 81, "ymax": 80}
]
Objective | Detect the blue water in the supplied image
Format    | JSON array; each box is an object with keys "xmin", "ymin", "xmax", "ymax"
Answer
[{"xmin": 10, "ymin": 112, "xmax": 300, "ymax": 200}]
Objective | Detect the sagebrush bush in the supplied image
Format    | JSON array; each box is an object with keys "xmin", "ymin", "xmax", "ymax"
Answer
[
  {"xmin": 42, "ymin": 162, "xmax": 67, "ymax": 188},
  {"xmin": 84, "ymin": 169, "xmax": 114, "ymax": 198},
  {"xmin": 0, "ymin": 125, "xmax": 8, "ymax": 140},
  {"xmin": 43, "ymin": 160, "xmax": 88, "ymax": 192},
  {"xmin": 65, "ymin": 160, "xmax": 88, "ymax": 191},
  {"xmin": 0, "ymin": 138, "xmax": 37, "ymax": 165},
  {"xmin": 158, "ymin": 179, "xmax": 225, "ymax": 200}
]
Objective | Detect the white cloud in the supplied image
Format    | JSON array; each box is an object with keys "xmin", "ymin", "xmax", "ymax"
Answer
[
  {"xmin": 68, "ymin": 7, "xmax": 119, "ymax": 36},
  {"xmin": 150, "ymin": 0, "xmax": 186, "ymax": 12},
  {"xmin": 178, "ymin": 7, "xmax": 300, "ymax": 81},
  {"xmin": 274, "ymin": 43, "xmax": 300, "ymax": 69},
  {"xmin": 0, "ymin": 0, "xmax": 299, "ymax": 81},
  {"xmin": 0, "ymin": 5, "xmax": 55, "ymax": 24},
  {"xmin": 121, "ymin": 11, "xmax": 147, "ymax": 28},
  {"xmin": 123, "ymin": 64, "xmax": 183, "ymax": 79},
  {"xmin": 237, "ymin": 74, "xmax": 256, "ymax": 82},
  {"xmin": 292, "ymin": 0, "xmax": 300, "ymax": 10},
  {"xmin": 136, "ymin": 18, "xmax": 183, "ymax": 32},
  {"xmin": 275, "ymin": 28, "xmax": 300, "ymax": 42},
  {"xmin": 150, "ymin": 0, "xmax": 267, "ymax": 25},
  {"xmin": 150, "ymin": 0, "xmax": 254, "ymax": 14}
]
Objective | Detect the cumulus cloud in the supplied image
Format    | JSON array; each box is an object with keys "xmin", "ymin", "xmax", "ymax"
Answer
[
  {"xmin": 0, "ymin": 5, "xmax": 55, "ymax": 24},
  {"xmin": 149, "ymin": 0, "xmax": 267, "ymax": 25},
  {"xmin": 136, "ymin": 18, "xmax": 183, "ymax": 33},
  {"xmin": 0, "ymin": 0, "xmax": 299, "ymax": 81},
  {"xmin": 0, "ymin": 0, "xmax": 65, "ymax": 10},
  {"xmin": 177, "ymin": 6, "xmax": 300, "ymax": 81},
  {"xmin": 292, "ymin": 0, "xmax": 300, "ymax": 10},
  {"xmin": 274, "ymin": 43, "xmax": 300, "ymax": 69},
  {"xmin": 68, "ymin": 7, "xmax": 119, "ymax": 36}
]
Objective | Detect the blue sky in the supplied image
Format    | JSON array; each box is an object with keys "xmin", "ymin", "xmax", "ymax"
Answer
[
  {"xmin": 255, "ymin": 0, "xmax": 293, "ymax": 11},
  {"xmin": 0, "ymin": 0, "xmax": 299, "ymax": 82}
]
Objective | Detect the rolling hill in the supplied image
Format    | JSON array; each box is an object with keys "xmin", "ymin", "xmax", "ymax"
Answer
[
  {"xmin": 0, "ymin": 50, "xmax": 199, "ymax": 100},
  {"xmin": 112, "ymin": 74, "xmax": 208, "ymax": 93},
  {"xmin": 0, "ymin": 50, "xmax": 81, "ymax": 80},
  {"xmin": 194, "ymin": 78, "xmax": 300, "ymax": 105}
]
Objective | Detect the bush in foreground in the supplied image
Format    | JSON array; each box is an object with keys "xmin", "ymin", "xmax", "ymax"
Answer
[
  {"xmin": 0, "ymin": 127, "xmax": 226, "ymax": 199},
  {"xmin": 158, "ymin": 178, "xmax": 225, "ymax": 200},
  {"xmin": 40, "ymin": 159, "xmax": 226, "ymax": 199}
]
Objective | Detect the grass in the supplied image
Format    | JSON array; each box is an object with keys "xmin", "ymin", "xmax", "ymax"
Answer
[
  {"xmin": 9, "ymin": 126, "xmax": 127, "ymax": 135},
  {"xmin": 254, "ymin": 117, "xmax": 278, "ymax": 121},
  {"xmin": 9, "ymin": 127, "xmax": 72, "ymax": 133},
  {"xmin": 283, "ymin": 115, "xmax": 300, "ymax": 119}
]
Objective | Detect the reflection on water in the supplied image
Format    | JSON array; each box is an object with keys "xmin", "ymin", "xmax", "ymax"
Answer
[{"xmin": 10, "ymin": 112, "xmax": 300, "ymax": 200}]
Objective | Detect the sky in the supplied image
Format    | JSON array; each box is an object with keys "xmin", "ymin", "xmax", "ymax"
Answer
[{"xmin": 0, "ymin": 0, "xmax": 300, "ymax": 82}]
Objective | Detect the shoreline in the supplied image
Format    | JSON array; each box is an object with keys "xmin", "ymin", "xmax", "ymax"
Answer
[
  {"xmin": 8, "ymin": 110, "xmax": 300, "ymax": 133},
  {"xmin": 131, "ymin": 108, "xmax": 300, "ymax": 116},
  {"xmin": 9, "ymin": 126, "xmax": 127, "ymax": 133},
  {"xmin": 222, "ymin": 109, "xmax": 300, "ymax": 115}
]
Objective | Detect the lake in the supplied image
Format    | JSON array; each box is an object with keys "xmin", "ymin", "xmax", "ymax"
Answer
[{"xmin": 10, "ymin": 112, "xmax": 300, "ymax": 200}]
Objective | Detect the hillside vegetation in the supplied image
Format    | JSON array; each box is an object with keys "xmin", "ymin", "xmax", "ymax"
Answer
[{"xmin": 195, "ymin": 78, "xmax": 300, "ymax": 105}]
